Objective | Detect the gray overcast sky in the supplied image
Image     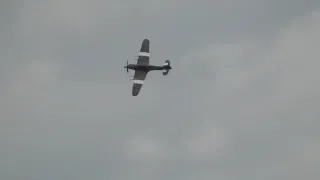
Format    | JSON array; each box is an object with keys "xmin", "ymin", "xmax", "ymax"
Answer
[{"xmin": 1, "ymin": 0, "xmax": 320, "ymax": 180}]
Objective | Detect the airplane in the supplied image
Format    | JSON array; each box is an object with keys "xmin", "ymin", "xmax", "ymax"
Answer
[{"xmin": 124, "ymin": 39, "xmax": 172, "ymax": 96}]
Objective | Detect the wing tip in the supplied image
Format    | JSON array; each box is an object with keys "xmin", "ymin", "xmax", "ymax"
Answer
[
  {"xmin": 132, "ymin": 83, "xmax": 143, "ymax": 96},
  {"xmin": 140, "ymin": 39, "xmax": 150, "ymax": 53}
]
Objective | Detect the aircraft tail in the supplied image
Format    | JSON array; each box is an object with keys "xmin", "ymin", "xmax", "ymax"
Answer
[{"xmin": 162, "ymin": 60, "xmax": 172, "ymax": 75}]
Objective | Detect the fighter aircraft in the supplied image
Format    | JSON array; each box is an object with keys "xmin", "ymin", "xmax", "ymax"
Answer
[{"xmin": 124, "ymin": 39, "xmax": 172, "ymax": 96}]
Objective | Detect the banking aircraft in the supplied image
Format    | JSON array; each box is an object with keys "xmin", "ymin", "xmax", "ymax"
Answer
[{"xmin": 124, "ymin": 39, "xmax": 172, "ymax": 96}]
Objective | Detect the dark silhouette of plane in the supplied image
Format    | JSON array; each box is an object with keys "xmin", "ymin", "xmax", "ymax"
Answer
[{"xmin": 124, "ymin": 39, "xmax": 172, "ymax": 96}]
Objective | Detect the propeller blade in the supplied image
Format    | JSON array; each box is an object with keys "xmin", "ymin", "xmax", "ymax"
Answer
[{"xmin": 126, "ymin": 60, "xmax": 128, "ymax": 73}]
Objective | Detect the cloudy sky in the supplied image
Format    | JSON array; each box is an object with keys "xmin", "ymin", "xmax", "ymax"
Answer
[{"xmin": 1, "ymin": 0, "xmax": 320, "ymax": 179}]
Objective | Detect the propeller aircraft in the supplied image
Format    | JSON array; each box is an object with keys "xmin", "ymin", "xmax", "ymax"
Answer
[{"xmin": 124, "ymin": 39, "xmax": 172, "ymax": 96}]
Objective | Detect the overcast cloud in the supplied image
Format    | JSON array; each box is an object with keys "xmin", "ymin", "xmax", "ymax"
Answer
[{"xmin": 1, "ymin": 0, "xmax": 320, "ymax": 180}]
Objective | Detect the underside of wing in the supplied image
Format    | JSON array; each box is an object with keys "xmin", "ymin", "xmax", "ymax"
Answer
[
  {"xmin": 132, "ymin": 70, "xmax": 148, "ymax": 96},
  {"xmin": 137, "ymin": 39, "xmax": 150, "ymax": 65}
]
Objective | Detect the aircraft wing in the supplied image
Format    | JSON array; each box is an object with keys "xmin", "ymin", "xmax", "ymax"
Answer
[
  {"xmin": 132, "ymin": 70, "xmax": 148, "ymax": 96},
  {"xmin": 137, "ymin": 39, "xmax": 150, "ymax": 65}
]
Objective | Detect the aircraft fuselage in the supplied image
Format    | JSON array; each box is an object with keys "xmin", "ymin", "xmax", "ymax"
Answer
[{"xmin": 125, "ymin": 64, "xmax": 171, "ymax": 72}]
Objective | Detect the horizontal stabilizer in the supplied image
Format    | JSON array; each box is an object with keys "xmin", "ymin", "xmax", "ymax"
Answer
[
  {"xmin": 163, "ymin": 69, "xmax": 170, "ymax": 75},
  {"xmin": 162, "ymin": 60, "xmax": 172, "ymax": 76},
  {"xmin": 162, "ymin": 60, "xmax": 171, "ymax": 75}
]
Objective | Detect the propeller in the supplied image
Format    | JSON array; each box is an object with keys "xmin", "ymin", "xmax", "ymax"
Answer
[{"xmin": 126, "ymin": 60, "xmax": 128, "ymax": 73}]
